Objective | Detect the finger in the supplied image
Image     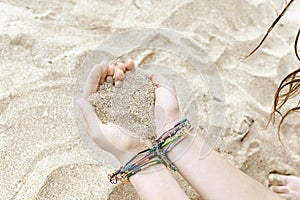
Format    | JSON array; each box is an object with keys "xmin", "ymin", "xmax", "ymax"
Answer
[
  {"xmin": 77, "ymin": 98, "xmax": 122, "ymax": 154},
  {"xmin": 114, "ymin": 69, "xmax": 125, "ymax": 80},
  {"xmin": 268, "ymin": 174, "xmax": 287, "ymax": 186},
  {"xmin": 83, "ymin": 61, "xmax": 108, "ymax": 98},
  {"xmin": 145, "ymin": 71, "xmax": 176, "ymax": 93},
  {"xmin": 115, "ymin": 80, "xmax": 123, "ymax": 88},
  {"xmin": 125, "ymin": 58, "xmax": 135, "ymax": 70},
  {"xmin": 269, "ymin": 186, "xmax": 288, "ymax": 194},
  {"xmin": 146, "ymin": 71, "xmax": 178, "ymax": 106},
  {"xmin": 99, "ymin": 64, "xmax": 108, "ymax": 84},
  {"xmin": 116, "ymin": 62, "xmax": 126, "ymax": 72},
  {"xmin": 107, "ymin": 65, "xmax": 114, "ymax": 76}
]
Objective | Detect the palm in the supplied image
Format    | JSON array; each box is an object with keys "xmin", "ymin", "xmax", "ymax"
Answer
[
  {"xmin": 147, "ymin": 72, "xmax": 181, "ymax": 135},
  {"xmin": 78, "ymin": 61, "xmax": 151, "ymax": 164}
]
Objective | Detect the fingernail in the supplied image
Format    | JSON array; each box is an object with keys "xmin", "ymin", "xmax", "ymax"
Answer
[
  {"xmin": 117, "ymin": 63, "xmax": 126, "ymax": 72},
  {"xmin": 125, "ymin": 58, "xmax": 135, "ymax": 70}
]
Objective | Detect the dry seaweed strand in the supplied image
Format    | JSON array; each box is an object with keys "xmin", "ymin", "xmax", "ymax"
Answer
[
  {"xmin": 277, "ymin": 104, "xmax": 300, "ymax": 137},
  {"xmin": 271, "ymin": 70, "xmax": 300, "ymax": 118},
  {"xmin": 244, "ymin": 0, "xmax": 300, "ymax": 143},
  {"xmin": 269, "ymin": 68, "xmax": 300, "ymax": 142},
  {"xmin": 243, "ymin": 0, "xmax": 295, "ymax": 59},
  {"xmin": 269, "ymin": 28, "xmax": 300, "ymax": 142},
  {"xmin": 295, "ymin": 28, "xmax": 300, "ymax": 61}
]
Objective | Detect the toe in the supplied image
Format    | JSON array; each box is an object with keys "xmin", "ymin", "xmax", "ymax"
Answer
[
  {"xmin": 278, "ymin": 193, "xmax": 290, "ymax": 200},
  {"xmin": 270, "ymin": 185, "xmax": 288, "ymax": 194},
  {"xmin": 125, "ymin": 59, "xmax": 135, "ymax": 70},
  {"xmin": 269, "ymin": 174, "xmax": 287, "ymax": 186}
]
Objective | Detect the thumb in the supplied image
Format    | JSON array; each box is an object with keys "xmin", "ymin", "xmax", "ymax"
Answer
[
  {"xmin": 77, "ymin": 98, "xmax": 103, "ymax": 137},
  {"xmin": 77, "ymin": 98, "xmax": 116, "ymax": 152},
  {"xmin": 145, "ymin": 70, "xmax": 176, "ymax": 95}
]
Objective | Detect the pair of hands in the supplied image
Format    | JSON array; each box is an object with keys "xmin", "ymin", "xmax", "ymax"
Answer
[{"xmin": 77, "ymin": 59, "xmax": 181, "ymax": 164}]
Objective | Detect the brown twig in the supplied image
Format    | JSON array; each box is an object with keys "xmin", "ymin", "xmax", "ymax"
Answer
[
  {"xmin": 276, "ymin": 106, "xmax": 300, "ymax": 143},
  {"xmin": 243, "ymin": 0, "xmax": 295, "ymax": 59},
  {"xmin": 295, "ymin": 28, "xmax": 300, "ymax": 61}
]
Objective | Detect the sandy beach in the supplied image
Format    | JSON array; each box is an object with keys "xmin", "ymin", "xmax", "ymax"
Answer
[{"xmin": 0, "ymin": 0, "xmax": 300, "ymax": 199}]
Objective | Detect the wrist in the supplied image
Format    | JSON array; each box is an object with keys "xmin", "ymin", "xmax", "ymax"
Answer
[
  {"xmin": 156, "ymin": 114, "xmax": 181, "ymax": 138},
  {"xmin": 129, "ymin": 163, "xmax": 189, "ymax": 200},
  {"xmin": 157, "ymin": 118, "xmax": 198, "ymax": 161},
  {"xmin": 116, "ymin": 152, "xmax": 136, "ymax": 166},
  {"xmin": 116, "ymin": 140, "xmax": 153, "ymax": 165},
  {"xmin": 110, "ymin": 119, "xmax": 196, "ymax": 184},
  {"xmin": 168, "ymin": 134, "xmax": 204, "ymax": 167},
  {"xmin": 130, "ymin": 163, "xmax": 166, "ymax": 181},
  {"xmin": 156, "ymin": 118, "xmax": 197, "ymax": 170},
  {"xmin": 167, "ymin": 133, "xmax": 195, "ymax": 162}
]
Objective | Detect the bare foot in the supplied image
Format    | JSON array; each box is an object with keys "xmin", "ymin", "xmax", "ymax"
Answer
[{"xmin": 269, "ymin": 173, "xmax": 300, "ymax": 200}]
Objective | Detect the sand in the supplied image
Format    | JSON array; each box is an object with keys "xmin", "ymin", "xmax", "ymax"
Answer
[
  {"xmin": 87, "ymin": 68, "xmax": 156, "ymax": 141},
  {"xmin": 1, "ymin": 0, "xmax": 300, "ymax": 199}
]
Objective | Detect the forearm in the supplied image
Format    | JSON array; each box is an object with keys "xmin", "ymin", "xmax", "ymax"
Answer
[
  {"xmin": 130, "ymin": 164, "xmax": 189, "ymax": 200},
  {"xmin": 169, "ymin": 134, "xmax": 283, "ymax": 200}
]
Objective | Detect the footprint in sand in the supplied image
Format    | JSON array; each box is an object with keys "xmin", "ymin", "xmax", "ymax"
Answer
[
  {"xmin": 240, "ymin": 140, "xmax": 261, "ymax": 171},
  {"xmin": 233, "ymin": 115, "xmax": 255, "ymax": 142},
  {"xmin": 36, "ymin": 164, "xmax": 110, "ymax": 199},
  {"xmin": 108, "ymin": 184, "xmax": 138, "ymax": 200}
]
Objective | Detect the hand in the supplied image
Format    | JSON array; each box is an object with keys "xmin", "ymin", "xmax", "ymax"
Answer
[
  {"xmin": 77, "ymin": 60, "xmax": 151, "ymax": 164},
  {"xmin": 146, "ymin": 71, "xmax": 181, "ymax": 138}
]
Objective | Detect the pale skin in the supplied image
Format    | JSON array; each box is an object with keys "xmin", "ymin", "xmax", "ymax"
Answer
[
  {"xmin": 77, "ymin": 59, "xmax": 289, "ymax": 200},
  {"xmin": 268, "ymin": 174, "xmax": 300, "ymax": 200},
  {"xmin": 77, "ymin": 59, "xmax": 189, "ymax": 200}
]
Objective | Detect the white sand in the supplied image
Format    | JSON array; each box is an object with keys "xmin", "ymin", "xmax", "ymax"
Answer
[{"xmin": 0, "ymin": 0, "xmax": 299, "ymax": 199}]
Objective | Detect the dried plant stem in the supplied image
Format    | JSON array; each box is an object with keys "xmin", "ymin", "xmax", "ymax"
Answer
[{"xmin": 243, "ymin": 0, "xmax": 295, "ymax": 59}]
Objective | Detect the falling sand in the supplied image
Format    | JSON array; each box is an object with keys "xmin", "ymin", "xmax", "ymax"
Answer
[{"xmin": 88, "ymin": 68, "xmax": 157, "ymax": 141}]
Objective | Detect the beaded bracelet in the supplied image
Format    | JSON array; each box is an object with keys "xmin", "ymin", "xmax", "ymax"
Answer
[{"xmin": 108, "ymin": 118, "xmax": 192, "ymax": 184}]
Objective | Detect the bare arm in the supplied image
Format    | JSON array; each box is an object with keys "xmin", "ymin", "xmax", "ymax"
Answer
[
  {"xmin": 168, "ymin": 134, "xmax": 283, "ymax": 200},
  {"xmin": 79, "ymin": 61, "xmax": 188, "ymax": 200},
  {"xmin": 146, "ymin": 68, "xmax": 284, "ymax": 200},
  {"xmin": 130, "ymin": 164, "xmax": 189, "ymax": 200},
  {"xmin": 80, "ymin": 60, "xmax": 281, "ymax": 200}
]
